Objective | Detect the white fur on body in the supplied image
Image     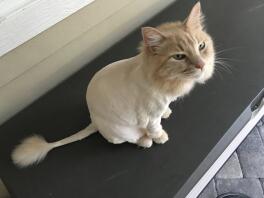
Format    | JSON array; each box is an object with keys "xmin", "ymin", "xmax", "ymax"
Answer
[
  {"xmin": 87, "ymin": 55, "xmax": 178, "ymax": 144},
  {"xmin": 11, "ymin": 56, "xmax": 183, "ymax": 167}
]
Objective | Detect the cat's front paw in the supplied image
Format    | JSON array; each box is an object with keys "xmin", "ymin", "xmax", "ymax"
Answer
[
  {"xmin": 153, "ymin": 130, "xmax": 169, "ymax": 144},
  {"xmin": 162, "ymin": 108, "xmax": 172, "ymax": 119}
]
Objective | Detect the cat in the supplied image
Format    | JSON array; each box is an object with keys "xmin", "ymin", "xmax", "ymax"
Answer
[{"xmin": 12, "ymin": 1, "xmax": 215, "ymax": 167}]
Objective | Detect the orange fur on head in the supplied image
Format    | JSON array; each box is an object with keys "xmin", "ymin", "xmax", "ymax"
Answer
[{"xmin": 140, "ymin": 2, "xmax": 215, "ymax": 96}]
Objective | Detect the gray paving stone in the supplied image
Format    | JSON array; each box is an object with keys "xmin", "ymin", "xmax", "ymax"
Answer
[
  {"xmin": 237, "ymin": 127, "xmax": 264, "ymax": 178},
  {"xmin": 215, "ymin": 152, "xmax": 243, "ymax": 179},
  {"xmin": 258, "ymin": 123, "xmax": 264, "ymax": 143},
  {"xmin": 256, "ymin": 119, "xmax": 263, "ymax": 127},
  {"xmin": 216, "ymin": 179, "xmax": 264, "ymax": 198},
  {"xmin": 260, "ymin": 179, "xmax": 264, "ymax": 193},
  {"xmin": 245, "ymin": 127, "xmax": 260, "ymax": 139},
  {"xmin": 198, "ymin": 179, "xmax": 217, "ymax": 198}
]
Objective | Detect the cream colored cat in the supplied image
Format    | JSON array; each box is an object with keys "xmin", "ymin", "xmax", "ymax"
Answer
[{"xmin": 12, "ymin": 2, "xmax": 215, "ymax": 167}]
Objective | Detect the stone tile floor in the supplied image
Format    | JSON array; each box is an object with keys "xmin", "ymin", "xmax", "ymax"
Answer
[
  {"xmin": 199, "ymin": 116, "xmax": 264, "ymax": 198},
  {"xmin": 1, "ymin": 117, "xmax": 263, "ymax": 198}
]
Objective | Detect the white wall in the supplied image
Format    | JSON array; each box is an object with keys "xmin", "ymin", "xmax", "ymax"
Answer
[
  {"xmin": 0, "ymin": 0, "xmax": 176, "ymax": 124},
  {"xmin": 0, "ymin": 0, "xmax": 95, "ymax": 56}
]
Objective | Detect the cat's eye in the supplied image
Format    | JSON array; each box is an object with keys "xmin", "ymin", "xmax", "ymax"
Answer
[
  {"xmin": 172, "ymin": 54, "xmax": 186, "ymax": 60},
  {"xmin": 199, "ymin": 42, "xmax": 206, "ymax": 51}
]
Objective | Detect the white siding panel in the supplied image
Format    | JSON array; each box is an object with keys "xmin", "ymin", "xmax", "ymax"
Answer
[{"xmin": 0, "ymin": 0, "xmax": 95, "ymax": 56}]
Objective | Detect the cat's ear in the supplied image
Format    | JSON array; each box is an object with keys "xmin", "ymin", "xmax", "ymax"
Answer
[
  {"xmin": 141, "ymin": 27, "xmax": 166, "ymax": 54},
  {"xmin": 185, "ymin": 1, "xmax": 205, "ymax": 30}
]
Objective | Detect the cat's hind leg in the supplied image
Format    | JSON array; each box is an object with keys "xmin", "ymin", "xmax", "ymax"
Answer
[
  {"xmin": 137, "ymin": 135, "xmax": 153, "ymax": 148},
  {"xmin": 153, "ymin": 130, "xmax": 169, "ymax": 144},
  {"xmin": 94, "ymin": 118, "xmax": 143, "ymax": 145}
]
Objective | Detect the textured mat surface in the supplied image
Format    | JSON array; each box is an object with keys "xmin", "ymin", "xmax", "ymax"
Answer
[{"xmin": 0, "ymin": 179, "xmax": 9, "ymax": 198}]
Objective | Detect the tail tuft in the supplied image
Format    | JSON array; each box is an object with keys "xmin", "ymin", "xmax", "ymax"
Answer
[
  {"xmin": 12, "ymin": 135, "xmax": 54, "ymax": 167},
  {"xmin": 11, "ymin": 124, "xmax": 97, "ymax": 168}
]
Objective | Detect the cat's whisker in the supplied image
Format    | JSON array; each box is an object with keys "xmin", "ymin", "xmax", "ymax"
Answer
[
  {"xmin": 216, "ymin": 57, "xmax": 240, "ymax": 62},
  {"xmin": 214, "ymin": 59, "xmax": 233, "ymax": 74},
  {"xmin": 215, "ymin": 65, "xmax": 228, "ymax": 74},
  {"xmin": 215, "ymin": 59, "xmax": 231, "ymax": 66},
  {"xmin": 215, "ymin": 46, "xmax": 242, "ymax": 51},
  {"xmin": 215, "ymin": 54, "xmax": 238, "ymax": 73},
  {"xmin": 213, "ymin": 64, "xmax": 227, "ymax": 80},
  {"xmin": 216, "ymin": 59, "xmax": 233, "ymax": 68},
  {"xmin": 215, "ymin": 46, "xmax": 242, "ymax": 56},
  {"xmin": 214, "ymin": 67, "xmax": 224, "ymax": 80}
]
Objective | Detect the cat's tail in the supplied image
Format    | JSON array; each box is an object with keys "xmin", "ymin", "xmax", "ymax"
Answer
[{"xmin": 11, "ymin": 123, "xmax": 97, "ymax": 168}]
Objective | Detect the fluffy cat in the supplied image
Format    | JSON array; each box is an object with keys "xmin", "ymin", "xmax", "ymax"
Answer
[{"xmin": 12, "ymin": 2, "xmax": 215, "ymax": 167}]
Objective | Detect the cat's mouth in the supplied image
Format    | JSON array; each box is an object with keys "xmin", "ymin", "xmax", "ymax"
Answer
[
  {"xmin": 181, "ymin": 68, "xmax": 203, "ymax": 79},
  {"xmin": 182, "ymin": 68, "xmax": 202, "ymax": 75}
]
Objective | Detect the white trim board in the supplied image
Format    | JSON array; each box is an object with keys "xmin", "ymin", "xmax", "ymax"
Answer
[
  {"xmin": 0, "ymin": 0, "xmax": 36, "ymax": 19},
  {"xmin": 0, "ymin": 0, "xmax": 95, "ymax": 57}
]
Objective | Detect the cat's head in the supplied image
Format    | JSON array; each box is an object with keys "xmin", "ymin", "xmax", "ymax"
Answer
[{"xmin": 140, "ymin": 2, "xmax": 215, "ymax": 84}]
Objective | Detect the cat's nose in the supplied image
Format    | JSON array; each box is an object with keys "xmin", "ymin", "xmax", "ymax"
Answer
[{"xmin": 194, "ymin": 59, "xmax": 205, "ymax": 70}]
